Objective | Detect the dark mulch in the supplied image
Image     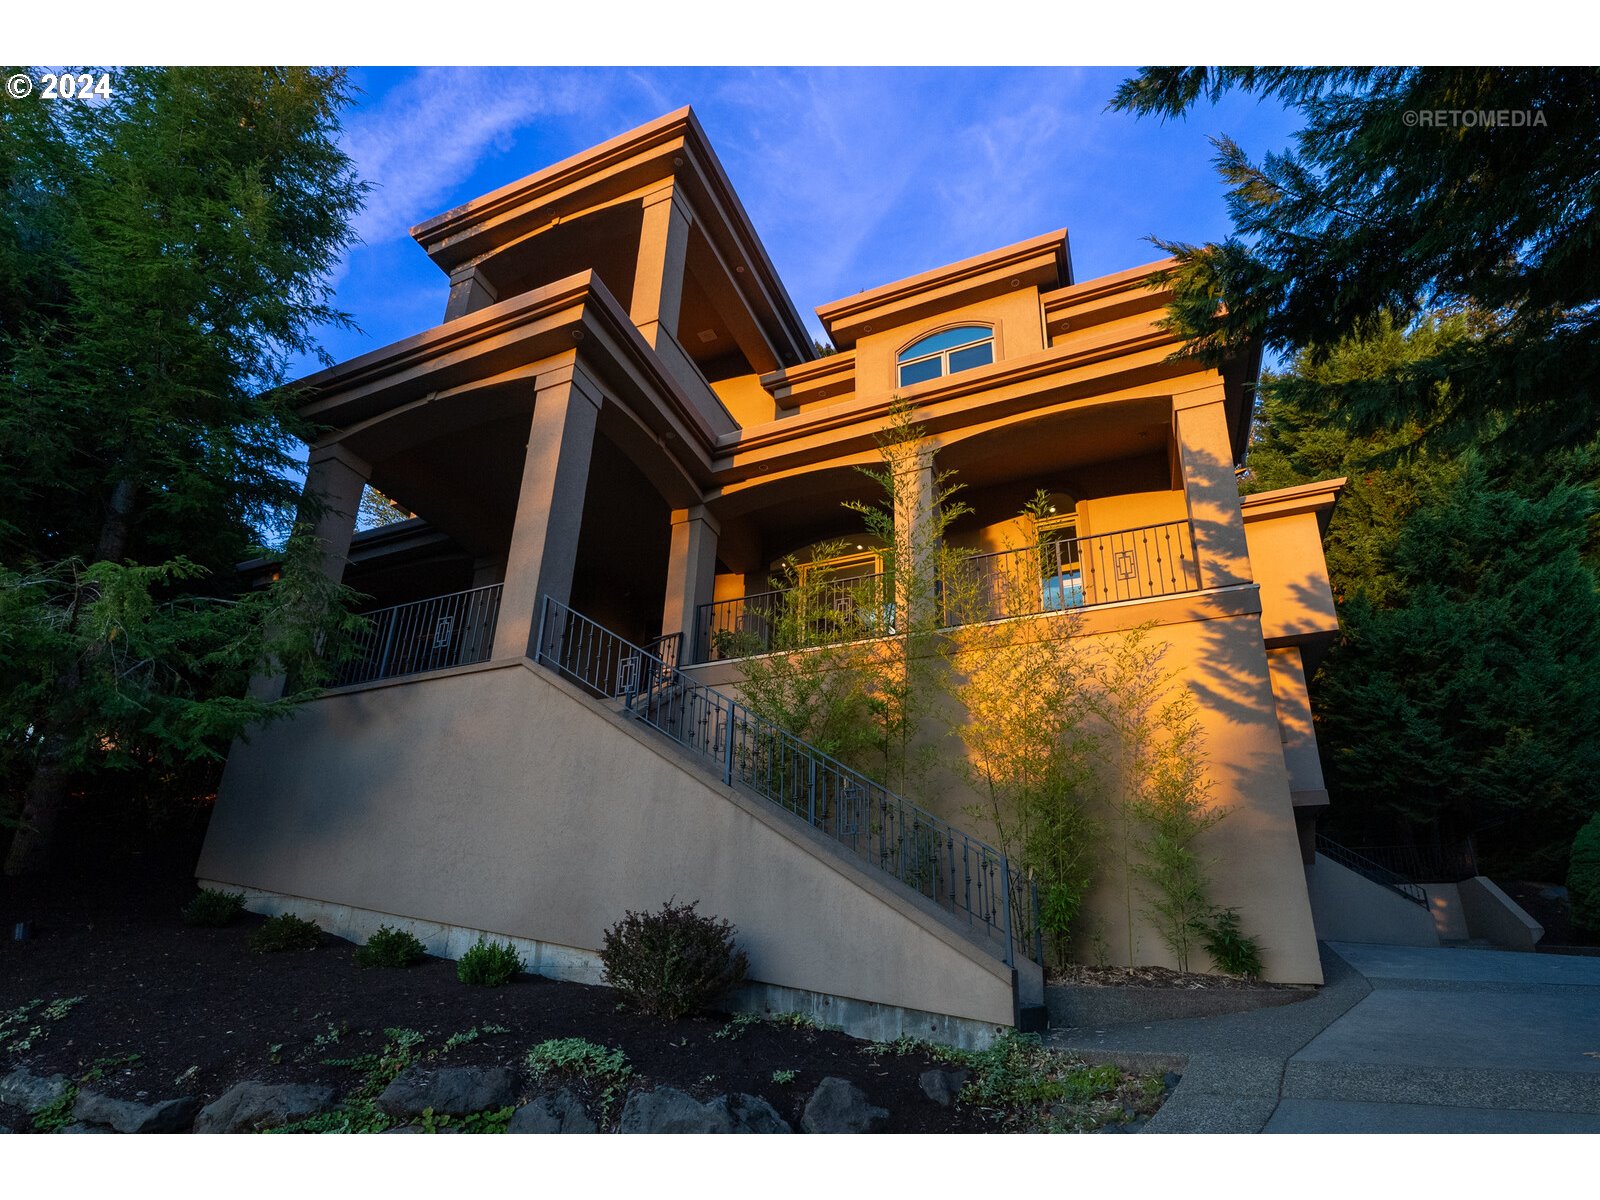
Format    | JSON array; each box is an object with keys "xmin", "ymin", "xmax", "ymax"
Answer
[
  {"xmin": 0, "ymin": 902, "xmax": 986, "ymax": 1132},
  {"xmin": 1051, "ymin": 963, "xmax": 1303, "ymax": 991}
]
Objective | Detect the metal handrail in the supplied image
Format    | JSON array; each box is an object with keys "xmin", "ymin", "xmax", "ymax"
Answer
[
  {"xmin": 1316, "ymin": 834, "xmax": 1430, "ymax": 908},
  {"xmin": 692, "ymin": 519, "xmax": 1197, "ymax": 663},
  {"xmin": 333, "ymin": 584, "xmax": 502, "ymax": 688},
  {"xmin": 1346, "ymin": 841, "xmax": 1479, "ymax": 884},
  {"xmin": 537, "ymin": 596, "xmax": 1041, "ymax": 967}
]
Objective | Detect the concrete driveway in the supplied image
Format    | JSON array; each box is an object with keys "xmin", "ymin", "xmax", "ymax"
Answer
[{"xmin": 1049, "ymin": 941, "xmax": 1600, "ymax": 1133}]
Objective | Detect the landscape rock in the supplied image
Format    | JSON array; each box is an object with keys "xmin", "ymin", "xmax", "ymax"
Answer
[
  {"xmin": 58, "ymin": 1122, "xmax": 114, "ymax": 1133},
  {"xmin": 1163, "ymin": 1071, "xmax": 1182, "ymax": 1091},
  {"xmin": 0, "ymin": 1068, "xmax": 71, "ymax": 1113},
  {"xmin": 72, "ymin": 1089, "xmax": 200, "ymax": 1133},
  {"xmin": 376, "ymin": 1066, "xmax": 516, "ymax": 1118},
  {"xmin": 801, "ymin": 1076, "xmax": 889, "ymax": 1133},
  {"xmin": 619, "ymin": 1087, "xmax": 792, "ymax": 1133},
  {"xmin": 725, "ymin": 1093, "xmax": 792, "ymax": 1133},
  {"xmin": 508, "ymin": 1089, "xmax": 598, "ymax": 1134},
  {"xmin": 194, "ymin": 1080, "xmax": 336, "ymax": 1133},
  {"xmin": 918, "ymin": 1067, "xmax": 970, "ymax": 1108}
]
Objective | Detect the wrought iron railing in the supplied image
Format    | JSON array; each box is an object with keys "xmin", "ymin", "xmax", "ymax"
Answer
[
  {"xmin": 1316, "ymin": 834, "xmax": 1429, "ymax": 908},
  {"xmin": 332, "ymin": 584, "xmax": 502, "ymax": 688},
  {"xmin": 941, "ymin": 520, "xmax": 1197, "ymax": 627},
  {"xmin": 694, "ymin": 571, "xmax": 896, "ymax": 664},
  {"xmin": 692, "ymin": 519, "xmax": 1198, "ymax": 663},
  {"xmin": 1347, "ymin": 841, "xmax": 1479, "ymax": 884},
  {"xmin": 538, "ymin": 596, "xmax": 1041, "ymax": 968}
]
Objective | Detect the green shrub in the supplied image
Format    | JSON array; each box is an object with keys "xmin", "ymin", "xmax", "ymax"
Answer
[
  {"xmin": 354, "ymin": 925, "xmax": 426, "ymax": 969},
  {"xmin": 249, "ymin": 913, "xmax": 323, "ymax": 952},
  {"xmin": 1569, "ymin": 814, "xmax": 1600, "ymax": 936},
  {"xmin": 599, "ymin": 898, "xmax": 749, "ymax": 1020},
  {"xmin": 182, "ymin": 888, "xmax": 246, "ymax": 928},
  {"xmin": 1201, "ymin": 907, "xmax": 1264, "ymax": 979},
  {"xmin": 525, "ymin": 1037, "xmax": 630, "ymax": 1083},
  {"xmin": 456, "ymin": 937, "xmax": 524, "ymax": 986}
]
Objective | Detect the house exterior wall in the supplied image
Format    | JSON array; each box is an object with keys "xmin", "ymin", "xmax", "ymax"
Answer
[
  {"xmin": 199, "ymin": 658, "xmax": 1024, "ymax": 1028},
  {"xmin": 689, "ymin": 587, "xmax": 1325, "ymax": 985}
]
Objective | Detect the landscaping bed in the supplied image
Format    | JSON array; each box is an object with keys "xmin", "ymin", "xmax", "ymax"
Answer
[
  {"xmin": 1046, "ymin": 964, "xmax": 1314, "ymax": 1029},
  {"xmin": 0, "ymin": 891, "xmax": 1171, "ymax": 1134}
]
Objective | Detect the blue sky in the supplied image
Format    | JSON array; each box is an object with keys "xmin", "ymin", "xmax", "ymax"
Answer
[{"xmin": 308, "ymin": 66, "xmax": 1302, "ymax": 373}]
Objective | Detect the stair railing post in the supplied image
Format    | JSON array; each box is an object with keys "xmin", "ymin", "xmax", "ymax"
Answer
[
  {"xmin": 723, "ymin": 700, "xmax": 736, "ymax": 786},
  {"xmin": 1000, "ymin": 857, "xmax": 1015, "ymax": 969}
]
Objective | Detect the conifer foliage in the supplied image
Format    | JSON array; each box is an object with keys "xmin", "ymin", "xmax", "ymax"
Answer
[{"xmin": 0, "ymin": 68, "xmax": 369, "ymax": 874}]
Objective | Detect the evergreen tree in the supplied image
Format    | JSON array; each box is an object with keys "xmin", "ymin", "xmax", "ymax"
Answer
[
  {"xmin": 0, "ymin": 67, "xmax": 368, "ymax": 875},
  {"xmin": 1246, "ymin": 318, "xmax": 1600, "ymax": 875},
  {"xmin": 1111, "ymin": 67, "xmax": 1600, "ymax": 459}
]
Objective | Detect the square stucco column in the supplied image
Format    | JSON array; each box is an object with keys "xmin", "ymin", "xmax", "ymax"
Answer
[
  {"xmin": 248, "ymin": 442, "xmax": 369, "ymax": 701},
  {"xmin": 492, "ymin": 365, "xmax": 602, "ymax": 661},
  {"xmin": 662, "ymin": 505, "xmax": 720, "ymax": 661},
  {"xmin": 891, "ymin": 445, "xmax": 937, "ymax": 626},
  {"xmin": 442, "ymin": 265, "xmax": 499, "ymax": 322},
  {"xmin": 1173, "ymin": 387, "xmax": 1253, "ymax": 589},
  {"xmin": 630, "ymin": 182, "xmax": 704, "ymax": 396}
]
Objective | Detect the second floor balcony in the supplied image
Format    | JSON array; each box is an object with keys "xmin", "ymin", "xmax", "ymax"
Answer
[{"xmin": 691, "ymin": 518, "xmax": 1198, "ymax": 663}]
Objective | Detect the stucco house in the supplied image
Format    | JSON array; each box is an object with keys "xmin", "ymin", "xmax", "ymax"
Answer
[{"xmin": 199, "ymin": 107, "xmax": 1365, "ymax": 1044}]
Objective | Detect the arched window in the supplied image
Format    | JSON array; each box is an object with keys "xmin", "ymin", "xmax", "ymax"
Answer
[{"xmin": 896, "ymin": 325, "xmax": 994, "ymax": 387}]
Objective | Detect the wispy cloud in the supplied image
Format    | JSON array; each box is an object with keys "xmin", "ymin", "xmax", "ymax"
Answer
[{"xmin": 341, "ymin": 67, "xmax": 594, "ymax": 248}]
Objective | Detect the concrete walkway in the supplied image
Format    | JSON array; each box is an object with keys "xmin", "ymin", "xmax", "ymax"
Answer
[{"xmin": 1047, "ymin": 942, "xmax": 1600, "ymax": 1133}]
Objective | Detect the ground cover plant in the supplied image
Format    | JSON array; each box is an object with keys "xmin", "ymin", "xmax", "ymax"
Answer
[
  {"xmin": 249, "ymin": 912, "xmax": 323, "ymax": 953},
  {"xmin": 456, "ymin": 937, "xmax": 524, "ymax": 986},
  {"xmin": 354, "ymin": 925, "xmax": 427, "ymax": 969},
  {"xmin": 181, "ymin": 889, "xmax": 246, "ymax": 928},
  {"xmin": 0, "ymin": 887, "xmax": 1171, "ymax": 1134}
]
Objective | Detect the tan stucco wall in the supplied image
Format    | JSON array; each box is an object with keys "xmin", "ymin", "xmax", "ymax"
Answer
[
  {"xmin": 1266, "ymin": 646, "xmax": 1328, "ymax": 803},
  {"xmin": 1305, "ymin": 854, "xmax": 1441, "ymax": 947},
  {"xmin": 848, "ymin": 290, "xmax": 1044, "ymax": 405},
  {"xmin": 690, "ymin": 592, "xmax": 1325, "ymax": 985},
  {"xmin": 1243, "ymin": 509, "xmax": 1340, "ymax": 644},
  {"xmin": 710, "ymin": 372, "xmax": 777, "ymax": 429},
  {"xmin": 198, "ymin": 659, "xmax": 1019, "ymax": 1027}
]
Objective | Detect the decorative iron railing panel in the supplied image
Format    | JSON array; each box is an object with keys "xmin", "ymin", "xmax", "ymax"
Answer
[
  {"xmin": 1316, "ymin": 834, "xmax": 1430, "ymax": 907},
  {"xmin": 538, "ymin": 597, "xmax": 1041, "ymax": 967},
  {"xmin": 693, "ymin": 571, "xmax": 896, "ymax": 664},
  {"xmin": 332, "ymin": 584, "xmax": 502, "ymax": 688},
  {"xmin": 692, "ymin": 520, "xmax": 1197, "ymax": 663}
]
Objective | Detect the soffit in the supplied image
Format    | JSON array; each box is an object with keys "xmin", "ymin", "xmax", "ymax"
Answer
[{"xmin": 409, "ymin": 107, "xmax": 814, "ymax": 369}]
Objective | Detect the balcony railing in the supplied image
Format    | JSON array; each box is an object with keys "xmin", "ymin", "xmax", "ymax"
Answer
[
  {"xmin": 693, "ymin": 519, "xmax": 1197, "ymax": 663},
  {"xmin": 694, "ymin": 571, "xmax": 897, "ymax": 664},
  {"xmin": 538, "ymin": 596, "xmax": 1043, "ymax": 968},
  {"xmin": 332, "ymin": 583, "xmax": 502, "ymax": 688}
]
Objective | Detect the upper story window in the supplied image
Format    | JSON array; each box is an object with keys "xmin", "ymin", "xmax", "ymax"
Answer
[{"xmin": 896, "ymin": 325, "xmax": 994, "ymax": 387}]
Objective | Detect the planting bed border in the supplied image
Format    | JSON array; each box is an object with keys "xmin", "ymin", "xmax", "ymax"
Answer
[{"xmin": 1045, "ymin": 982, "xmax": 1315, "ymax": 1029}]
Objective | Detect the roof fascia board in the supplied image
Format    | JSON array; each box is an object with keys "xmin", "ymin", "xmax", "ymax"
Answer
[
  {"xmin": 290, "ymin": 271, "xmax": 724, "ymax": 476},
  {"xmin": 816, "ymin": 230, "xmax": 1070, "ymax": 349}
]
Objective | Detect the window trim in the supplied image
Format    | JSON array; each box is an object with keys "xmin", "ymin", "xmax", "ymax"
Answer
[{"xmin": 896, "ymin": 323, "xmax": 996, "ymax": 388}]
